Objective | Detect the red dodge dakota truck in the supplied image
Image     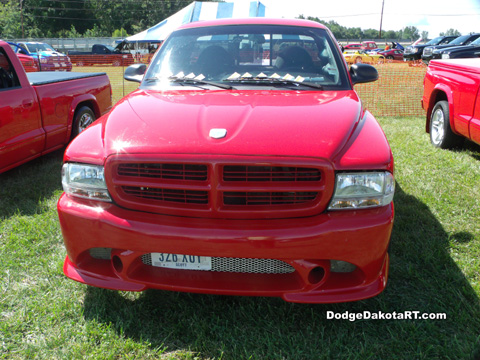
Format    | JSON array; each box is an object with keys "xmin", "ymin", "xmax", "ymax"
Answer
[
  {"xmin": 58, "ymin": 18, "xmax": 395, "ymax": 303},
  {"xmin": 423, "ymin": 58, "xmax": 480, "ymax": 148},
  {"xmin": 0, "ymin": 40, "xmax": 112, "ymax": 174}
]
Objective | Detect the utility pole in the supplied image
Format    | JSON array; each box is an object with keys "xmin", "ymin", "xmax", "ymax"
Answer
[
  {"xmin": 20, "ymin": 0, "xmax": 24, "ymax": 38},
  {"xmin": 379, "ymin": 0, "xmax": 385, "ymax": 39}
]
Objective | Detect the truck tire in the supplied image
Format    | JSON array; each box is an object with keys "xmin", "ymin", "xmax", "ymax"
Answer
[
  {"xmin": 429, "ymin": 100, "xmax": 463, "ymax": 149},
  {"xmin": 72, "ymin": 106, "xmax": 95, "ymax": 139}
]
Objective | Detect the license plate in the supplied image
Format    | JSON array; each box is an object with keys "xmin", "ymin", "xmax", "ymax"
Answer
[{"xmin": 150, "ymin": 253, "xmax": 212, "ymax": 270}]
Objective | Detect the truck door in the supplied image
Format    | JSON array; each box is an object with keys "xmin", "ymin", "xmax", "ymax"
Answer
[
  {"xmin": 470, "ymin": 86, "xmax": 480, "ymax": 144},
  {"xmin": 0, "ymin": 47, "xmax": 44, "ymax": 173}
]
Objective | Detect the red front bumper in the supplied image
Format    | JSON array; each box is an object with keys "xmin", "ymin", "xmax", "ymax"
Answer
[{"xmin": 58, "ymin": 193, "xmax": 394, "ymax": 303}]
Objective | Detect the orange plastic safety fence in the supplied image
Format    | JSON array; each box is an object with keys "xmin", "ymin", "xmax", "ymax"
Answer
[
  {"xmin": 65, "ymin": 56, "xmax": 427, "ymax": 117},
  {"xmin": 354, "ymin": 60, "xmax": 427, "ymax": 117}
]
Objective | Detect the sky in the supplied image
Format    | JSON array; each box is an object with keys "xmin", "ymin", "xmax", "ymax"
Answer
[{"xmin": 256, "ymin": 0, "xmax": 480, "ymax": 38}]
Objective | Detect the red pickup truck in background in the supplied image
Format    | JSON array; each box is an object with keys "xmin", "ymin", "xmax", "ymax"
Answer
[
  {"xmin": 0, "ymin": 40, "xmax": 112, "ymax": 174},
  {"xmin": 423, "ymin": 59, "xmax": 480, "ymax": 148}
]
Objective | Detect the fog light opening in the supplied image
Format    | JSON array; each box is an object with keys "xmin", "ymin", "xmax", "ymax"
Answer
[
  {"xmin": 308, "ymin": 266, "xmax": 325, "ymax": 285},
  {"xmin": 112, "ymin": 255, "xmax": 123, "ymax": 273},
  {"xmin": 330, "ymin": 260, "xmax": 357, "ymax": 273}
]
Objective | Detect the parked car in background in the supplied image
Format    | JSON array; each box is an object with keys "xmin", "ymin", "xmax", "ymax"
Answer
[
  {"xmin": 68, "ymin": 44, "xmax": 134, "ymax": 67},
  {"xmin": 378, "ymin": 48, "xmax": 404, "ymax": 61},
  {"xmin": 15, "ymin": 41, "xmax": 72, "ymax": 71},
  {"xmin": 432, "ymin": 36, "xmax": 480, "ymax": 61},
  {"xmin": 361, "ymin": 41, "xmax": 379, "ymax": 51},
  {"xmin": 403, "ymin": 35, "xmax": 457, "ymax": 61},
  {"xmin": 8, "ymin": 42, "xmax": 38, "ymax": 72},
  {"xmin": 0, "ymin": 40, "xmax": 111, "ymax": 174},
  {"xmin": 58, "ymin": 18, "xmax": 395, "ymax": 304},
  {"xmin": 343, "ymin": 43, "xmax": 362, "ymax": 50},
  {"xmin": 422, "ymin": 33, "xmax": 480, "ymax": 64},
  {"xmin": 343, "ymin": 49, "xmax": 385, "ymax": 64},
  {"xmin": 422, "ymin": 58, "xmax": 480, "ymax": 149}
]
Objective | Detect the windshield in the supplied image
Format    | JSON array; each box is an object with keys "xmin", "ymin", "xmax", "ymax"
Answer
[
  {"xmin": 427, "ymin": 36, "xmax": 450, "ymax": 46},
  {"xmin": 25, "ymin": 43, "xmax": 55, "ymax": 52},
  {"xmin": 144, "ymin": 24, "xmax": 349, "ymax": 90},
  {"xmin": 448, "ymin": 35, "xmax": 470, "ymax": 46},
  {"xmin": 471, "ymin": 37, "xmax": 480, "ymax": 46}
]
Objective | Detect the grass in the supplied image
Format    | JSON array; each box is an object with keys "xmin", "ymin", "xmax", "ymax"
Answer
[{"xmin": 1, "ymin": 75, "xmax": 480, "ymax": 358}]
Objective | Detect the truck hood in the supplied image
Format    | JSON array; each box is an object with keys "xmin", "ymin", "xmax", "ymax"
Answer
[
  {"xmin": 101, "ymin": 89, "xmax": 363, "ymax": 160},
  {"xmin": 33, "ymin": 50, "xmax": 67, "ymax": 58},
  {"xmin": 443, "ymin": 44, "xmax": 478, "ymax": 54}
]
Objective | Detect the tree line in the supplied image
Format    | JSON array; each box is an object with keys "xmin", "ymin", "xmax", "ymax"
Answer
[
  {"xmin": 0, "ymin": 0, "xmax": 211, "ymax": 39},
  {"xmin": 301, "ymin": 15, "xmax": 462, "ymax": 42},
  {"xmin": 0, "ymin": 1, "xmax": 463, "ymax": 41}
]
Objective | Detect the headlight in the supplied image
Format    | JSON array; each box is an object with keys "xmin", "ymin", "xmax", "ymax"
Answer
[
  {"xmin": 328, "ymin": 171, "xmax": 394, "ymax": 210},
  {"xmin": 62, "ymin": 163, "xmax": 111, "ymax": 202},
  {"xmin": 442, "ymin": 54, "xmax": 450, "ymax": 59},
  {"xmin": 411, "ymin": 48, "xmax": 418, "ymax": 54},
  {"xmin": 40, "ymin": 57, "xmax": 47, "ymax": 63}
]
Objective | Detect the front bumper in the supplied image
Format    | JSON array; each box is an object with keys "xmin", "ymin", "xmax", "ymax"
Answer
[{"xmin": 58, "ymin": 193, "xmax": 394, "ymax": 303}]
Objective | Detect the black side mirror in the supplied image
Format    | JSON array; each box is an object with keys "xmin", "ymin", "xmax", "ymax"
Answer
[
  {"xmin": 124, "ymin": 64, "xmax": 147, "ymax": 83},
  {"xmin": 350, "ymin": 63, "xmax": 378, "ymax": 85}
]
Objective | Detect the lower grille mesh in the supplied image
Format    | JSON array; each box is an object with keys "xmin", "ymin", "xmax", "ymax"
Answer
[{"xmin": 141, "ymin": 254, "xmax": 295, "ymax": 274}]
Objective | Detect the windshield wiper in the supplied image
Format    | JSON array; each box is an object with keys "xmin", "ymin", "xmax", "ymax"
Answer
[
  {"xmin": 170, "ymin": 77, "xmax": 234, "ymax": 90},
  {"xmin": 223, "ymin": 73, "xmax": 323, "ymax": 90},
  {"xmin": 144, "ymin": 76, "xmax": 234, "ymax": 90}
]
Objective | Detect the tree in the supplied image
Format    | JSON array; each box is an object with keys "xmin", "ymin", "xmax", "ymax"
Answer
[
  {"xmin": 440, "ymin": 29, "xmax": 461, "ymax": 37},
  {"xmin": 421, "ymin": 31, "xmax": 429, "ymax": 42},
  {"xmin": 112, "ymin": 28, "xmax": 129, "ymax": 38},
  {"xmin": 402, "ymin": 26, "xmax": 420, "ymax": 41},
  {"xmin": 0, "ymin": 1, "xmax": 41, "ymax": 38}
]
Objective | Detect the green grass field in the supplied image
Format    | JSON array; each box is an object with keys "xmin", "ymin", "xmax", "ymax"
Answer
[{"xmin": 1, "ymin": 72, "xmax": 480, "ymax": 359}]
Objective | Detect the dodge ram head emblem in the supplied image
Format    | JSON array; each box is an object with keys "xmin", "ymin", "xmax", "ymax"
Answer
[{"xmin": 209, "ymin": 128, "xmax": 227, "ymax": 139}]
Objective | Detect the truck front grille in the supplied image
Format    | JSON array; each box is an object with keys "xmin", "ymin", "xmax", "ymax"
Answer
[
  {"xmin": 423, "ymin": 47, "xmax": 433, "ymax": 56},
  {"xmin": 106, "ymin": 155, "xmax": 334, "ymax": 219}
]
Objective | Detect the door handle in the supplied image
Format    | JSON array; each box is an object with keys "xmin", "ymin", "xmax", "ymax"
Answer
[{"xmin": 22, "ymin": 100, "xmax": 34, "ymax": 108}]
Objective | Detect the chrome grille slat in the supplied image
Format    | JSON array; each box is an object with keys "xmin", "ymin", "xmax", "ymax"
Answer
[
  {"xmin": 223, "ymin": 165, "xmax": 321, "ymax": 182},
  {"xmin": 118, "ymin": 163, "xmax": 208, "ymax": 181},
  {"xmin": 141, "ymin": 254, "xmax": 295, "ymax": 274},
  {"xmin": 223, "ymin": 191, "xmax": 317, "ymax": 206},
  {"xmin": 123, "ymin": 186, "xmax": 208, "ymax": 204}
]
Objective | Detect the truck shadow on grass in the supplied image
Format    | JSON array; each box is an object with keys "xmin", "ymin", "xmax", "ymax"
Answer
[
  {"xmin": 82, "ymin": 183, "xmax": 480, "ymax": 359},
  {"xmin": 464, "ymin": 140, "xmax": 480, "ymax": 161},
  {"xmin": 0, "ymin": 149, "xmax": 64, "ymax": 218}
]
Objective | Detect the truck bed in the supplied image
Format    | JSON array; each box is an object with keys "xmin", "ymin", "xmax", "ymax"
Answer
[
  {"xmin": 27, "ymin": 71, "xmax": 107, "ymax": 86},
  {"xmin": 430, "ymin": 59, "xmax": 480, "ymax": 74}
]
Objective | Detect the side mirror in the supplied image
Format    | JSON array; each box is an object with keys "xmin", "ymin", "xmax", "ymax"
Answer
[
  {"xmin": 350, "ymin": 63, "xmax": 378, "ymax": 85},
  {"xmin": 124, "ymin": 63, "xmax": 147, "ymax": 83}
]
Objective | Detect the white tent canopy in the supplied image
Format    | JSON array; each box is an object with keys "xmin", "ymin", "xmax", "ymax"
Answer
[{"xmin": 125, "ymin": 1, "xmax": 266, "ymax": 43}]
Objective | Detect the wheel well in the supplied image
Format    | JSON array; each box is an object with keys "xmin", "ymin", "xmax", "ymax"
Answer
[
  {"xmin": 426, "ymin": 90, "xmax": 448, "ymax": 133},
  {"xmin": 75, "ymin": 100, "xmax": 100, "ymax": 119}
]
